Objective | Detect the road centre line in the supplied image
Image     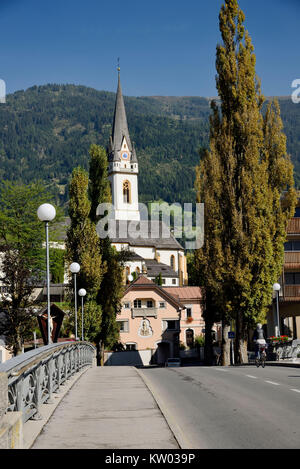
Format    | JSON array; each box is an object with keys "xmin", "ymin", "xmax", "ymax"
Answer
[
  {"xmin": 265, "ymin": 381, "xmax": 280, "ymax": 386},
  {"xmin": 290, "ymin": 389, "xmax": 300, "ymax": 394},
  {"xmin": 246, "ymin": 375, "xmax": 258, "ymax": 379}
]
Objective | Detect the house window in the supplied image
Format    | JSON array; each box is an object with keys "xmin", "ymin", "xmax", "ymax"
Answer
[
  {"xmin": 123, "ymin": 180, "xmax": 131, "ymax": 204},
  {"xmin": 159, "ymin": 302, "xmax": 166, "ymax": 308},
  {"xmin": 166, "ymin": 320, "xmax": 178, "ymax": 331},
  {"xmin": 162, "ymin": 278, "xmax": 166, "ymax": 285},
  {"xmin": 172, "ymin": 279, "xmax": 177, "ymax": 285},
  {"xmin": 284, "ymin": 273, "xmax": 300, "ymax": 285},
  {"xmin": 186, "ymin": 307, "xmax": 192, "ymax": 318},
  {"xmin": 118, "ymin": 320, "xmax": 129, "ymax": 333},
  {"xmin": 126, "ymin": 343, "xmax": 136, "ymax": 351},
  {"xmin": 284, "ymin": 241, "xmax": 300, "ymax": 251},
  {"xmin": 123, "ymin": 302, "xmax": 130, "ymax": 309},
  {"xmin": 134, "ymin": 299, "xmax": 142, "ymax": 308},
  {"xmin": 147, "ymin": 300, "xmax": 153, "ymax": 308}
]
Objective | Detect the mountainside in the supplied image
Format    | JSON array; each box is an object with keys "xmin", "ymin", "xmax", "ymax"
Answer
[{"xmin": 0, "ymin": 84, "xmax": 299, "ymax": 207}]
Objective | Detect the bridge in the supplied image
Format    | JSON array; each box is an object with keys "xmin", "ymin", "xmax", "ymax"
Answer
[{"xmin": 0, "ymin": 342, "xmax": 178, "ymax": 449}]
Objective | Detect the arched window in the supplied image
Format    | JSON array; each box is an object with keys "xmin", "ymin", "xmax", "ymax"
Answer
[
  {"xmin": 170, "ymin": 255, "xmax": 175, "ymax": 270},
  {"xmin": 186, "ymin": 329, "xmax": 194, "ymax": 348},
  {"xmin": 123, "ymin": 180, "xmax": 131, "ymax": 204}
]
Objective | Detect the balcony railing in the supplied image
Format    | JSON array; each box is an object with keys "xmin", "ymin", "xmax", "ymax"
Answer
[
  {"xmin": 283, "ymin": 285, "xmax": 300, "ymax": 299},
  {"xmin": 287, "ymin": 218, "xmax": 300, "ymax": 234},
  {"xmin": 284, "ymin": 251, "xmax": 300, "ymax": 269},
  {"xmin": 132, "ymin": 308, "xmax": 157, "ymax": 318}
]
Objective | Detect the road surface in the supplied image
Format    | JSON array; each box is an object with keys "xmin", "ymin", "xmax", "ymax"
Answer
[{"xmin": 140, "ymin": 365, "xmax": 300, "ymax": 449}]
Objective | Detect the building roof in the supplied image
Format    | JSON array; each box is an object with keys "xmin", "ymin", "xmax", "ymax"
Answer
[
  {"xmin": 124, "ymin": 275, "xmax": 185, "ymax": 309},
  {"xmin": 164, "ymin": 286, "xmax": 203, "ymax": 301},
  {"xmin": 145, "ymin": 259, "xmax": 178, "ymax": 278},
  {"xmin": 110, "ymin": 220, "xmax": 184, "ymax": 250}
]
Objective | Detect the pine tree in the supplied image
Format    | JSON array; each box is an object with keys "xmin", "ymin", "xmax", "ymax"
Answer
[{"xmin": 195, "ymin": 0, "xmax": 297, "ymax": 365}]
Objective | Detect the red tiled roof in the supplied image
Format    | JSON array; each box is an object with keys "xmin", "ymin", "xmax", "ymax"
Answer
[
  {"xmin": 132, "ymin": 275, "xmax": 155, "ymax": 285},
  {"xmin": 164, "ymin": 286, "xmax": 203, "ymax": 300}
]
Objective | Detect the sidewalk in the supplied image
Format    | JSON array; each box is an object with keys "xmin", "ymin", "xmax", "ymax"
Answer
[{"xmin": 30, "ymin": 366, "xmax": 179, "ymax": 449}]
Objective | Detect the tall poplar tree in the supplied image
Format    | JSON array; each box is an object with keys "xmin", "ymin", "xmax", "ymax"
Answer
[
  {"xmin": 66, "ymin": 167, "xmax": 103, "ymax": 341},
  {"xmin": 195, "ymin": 0, "xmax": 296, "ymax": 364},
  {"xmin": 88, "ymin": 144, "xmax": 127, "ymax": 365}
]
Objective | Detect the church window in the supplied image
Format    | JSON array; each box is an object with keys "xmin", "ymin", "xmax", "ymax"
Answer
[
  {"xmin": 123, "ymin": 180, "xmax": 131, "ymax": 204},
  {"xmin": 170, "ymin": 255, "xmax": 175, "ymax": 270}
]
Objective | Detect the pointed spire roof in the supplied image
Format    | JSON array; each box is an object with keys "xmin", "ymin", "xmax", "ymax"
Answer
[{"xmin": 111, "ymin": 72, "xmax": 132, "ymax": 154}]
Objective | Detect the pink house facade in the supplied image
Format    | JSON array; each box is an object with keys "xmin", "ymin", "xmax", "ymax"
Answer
[{"xmin": 116, "ymin": 276, "xmax": 206, "ymax": 365}]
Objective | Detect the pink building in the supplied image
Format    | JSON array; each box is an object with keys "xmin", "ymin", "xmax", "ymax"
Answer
[{"xmin": 116, "ymin": 276, "xmax": 206, "ymax": 365}]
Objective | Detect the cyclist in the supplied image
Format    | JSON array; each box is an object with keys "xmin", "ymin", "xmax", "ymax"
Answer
[{"xmin": 253, "ymin": 323, "xmax": 268, "ymax": 359}]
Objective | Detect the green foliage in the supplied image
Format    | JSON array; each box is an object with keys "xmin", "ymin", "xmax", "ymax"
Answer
[
  {"xmin": 49, "ymin": 248, "xmax": 65, "ymax": 284},
  {"xmin": 0, "ymin": 84, "xmax": 299, "ymax": 207},
  {"xmin": 0, "ymin": 181, "xmax": 55, "ymax": 355},
  {"xmin": 194, "ymin": 335, "xmax": 205, "ymax": 347},
  {"xmin": 154, "ymin": 273, "xmax": 163, "ymax": 286},
  {"xmin": 195, "ymin": 0, "xmax": 297, "ymax": 364}
]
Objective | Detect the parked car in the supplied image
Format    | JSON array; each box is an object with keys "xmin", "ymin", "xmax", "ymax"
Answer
[{"xmin": 165, "ymin": 358, "xmax": 181, "ymax": 367}]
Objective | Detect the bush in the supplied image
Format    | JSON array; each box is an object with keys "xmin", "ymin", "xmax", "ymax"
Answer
[{"xmin": 194, "ymin": 335, "xmax": 205, "ymax": 347}]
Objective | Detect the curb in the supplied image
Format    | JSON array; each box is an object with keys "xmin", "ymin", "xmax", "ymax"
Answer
[{"xmin": 135, "ymin": 367, "xmax": 193, "ymax": 450}]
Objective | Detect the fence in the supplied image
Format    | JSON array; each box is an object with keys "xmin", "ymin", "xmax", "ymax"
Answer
[{"xmin": 0, "ymin": 341, "xmax": 95, "ymax": 426}]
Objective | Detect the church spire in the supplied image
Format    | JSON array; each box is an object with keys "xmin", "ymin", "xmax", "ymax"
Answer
[{"xmin": 110, "ymin": 69, "xmax": 132, "ymax": 161}]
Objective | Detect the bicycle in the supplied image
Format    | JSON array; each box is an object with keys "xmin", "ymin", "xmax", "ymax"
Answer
[{"xmin": 255, "ymin": 345, "xmax": 267, "ymax": 368}]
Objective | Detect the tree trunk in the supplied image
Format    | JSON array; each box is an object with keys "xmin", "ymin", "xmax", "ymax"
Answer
[
  {"xmin": 221, "ymin": 320, "xmax": 231, "ymax": 366},
  {"xmin": 235, "ymin": 315, "xmax": 249, "ymax": 364},
  {"xmin": 204, "ymin": 319, "xmax": 214, "ymax": 365},
  {"xmin": 96, "ymin": 341, "xmax": 101, "ymax": 366},
  {"xmin": 100, "ymin": 341, "xmax": 105, "ymax": 367}
]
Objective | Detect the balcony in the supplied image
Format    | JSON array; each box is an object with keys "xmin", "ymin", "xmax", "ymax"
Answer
[
  {"xmin": 284, "ymin": 251, "xmax": 300, "ymax": 270},
  {"xmin": 132, "ymin": 308, "xmax": 158, "ymax": 318},
  {"xmin": 282, "ymin": 285, "xmax": 300, "ymax": 301},
  {"xmin": 287, "ymin": 218, "xmax": 300, "ymax": 235}
]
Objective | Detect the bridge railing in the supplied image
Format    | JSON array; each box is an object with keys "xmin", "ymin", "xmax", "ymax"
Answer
[{"xmin": 0, "ymin": 341, "xmax": 96, "ymax": 425}]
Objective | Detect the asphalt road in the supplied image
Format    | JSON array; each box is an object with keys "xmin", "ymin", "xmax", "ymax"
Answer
[{"xmin": 140, "ymin": 365, "xmax": 300, "ymax": 449}]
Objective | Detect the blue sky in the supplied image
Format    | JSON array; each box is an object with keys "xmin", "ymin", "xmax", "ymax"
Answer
[{"xmin": 0, "ymin": 0, "xmax": 299, "ymax": 97}]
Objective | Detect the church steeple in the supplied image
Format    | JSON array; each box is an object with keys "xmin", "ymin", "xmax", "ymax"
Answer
[
  {"xmin": 111, "ymin": 71, "xmax": 132, "ymax": 156},
  {"xmin": 108, "ymin": 69, "xmax": 140, "ymax": 221}
]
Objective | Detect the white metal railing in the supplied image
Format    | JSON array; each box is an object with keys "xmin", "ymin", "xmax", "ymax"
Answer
[{"xmin": 0, "ymin": 341, "xmax": 95, "ymax": 423}]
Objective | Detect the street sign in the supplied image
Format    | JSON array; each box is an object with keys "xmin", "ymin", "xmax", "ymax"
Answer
[{"xmin": 228, "ymin": 331, "xmax": 235, "ymax": 339}]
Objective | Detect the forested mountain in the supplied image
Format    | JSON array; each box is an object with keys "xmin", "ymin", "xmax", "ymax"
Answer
[{"xmin": 0, "ymin": 84, "xmax": 299, "ymax": 207}]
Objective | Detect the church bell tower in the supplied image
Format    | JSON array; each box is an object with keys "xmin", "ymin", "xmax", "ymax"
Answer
[{"xmin": 108, "ymin": 69, "xmax": 140, "ymax": 221}]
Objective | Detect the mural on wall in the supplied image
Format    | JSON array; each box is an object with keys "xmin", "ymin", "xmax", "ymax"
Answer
[{"xmin": 138, "ymin": 319, "xmax": 153, "ymax": 337}]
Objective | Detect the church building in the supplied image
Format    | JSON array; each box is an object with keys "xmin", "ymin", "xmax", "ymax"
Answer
[
  {"xmin": 105, "ymin": 71, "xmax": 211, "ymax": 363},
  {"xmin": 107, "ymin": 71, "xmax": 188, "ymax": 287}
]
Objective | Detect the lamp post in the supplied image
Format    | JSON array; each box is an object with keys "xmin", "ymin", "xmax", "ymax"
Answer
[
  {"xmin": 273, "ymin": 283, "xmax": 281, "ymax": 337},
  {"xmin": 37, "ymin": 203, "xmax": 56, "ymax": 345},
  {"xmin": 70, "ymin": 262, "xmax": 80, "ymax": 340},
  {"xmin": 78, "ymin": 289, "xmax": 87, "ymax": 341}
]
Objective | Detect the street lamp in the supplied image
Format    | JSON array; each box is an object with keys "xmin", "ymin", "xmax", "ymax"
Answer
[
  {"xmin": 273, "ymin": 283, "xmax": 281, "ymax": 337},
  {"xmin": 78, "ymin": 288, "xmax": 87, "ymax": 341},
  {"xmin": 37, "ymin": 203, "xmax": 56, "ymax": 345},
  {"xmin": 70, "ymin": 262, "xmax": 80, "ymax": 340}
]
